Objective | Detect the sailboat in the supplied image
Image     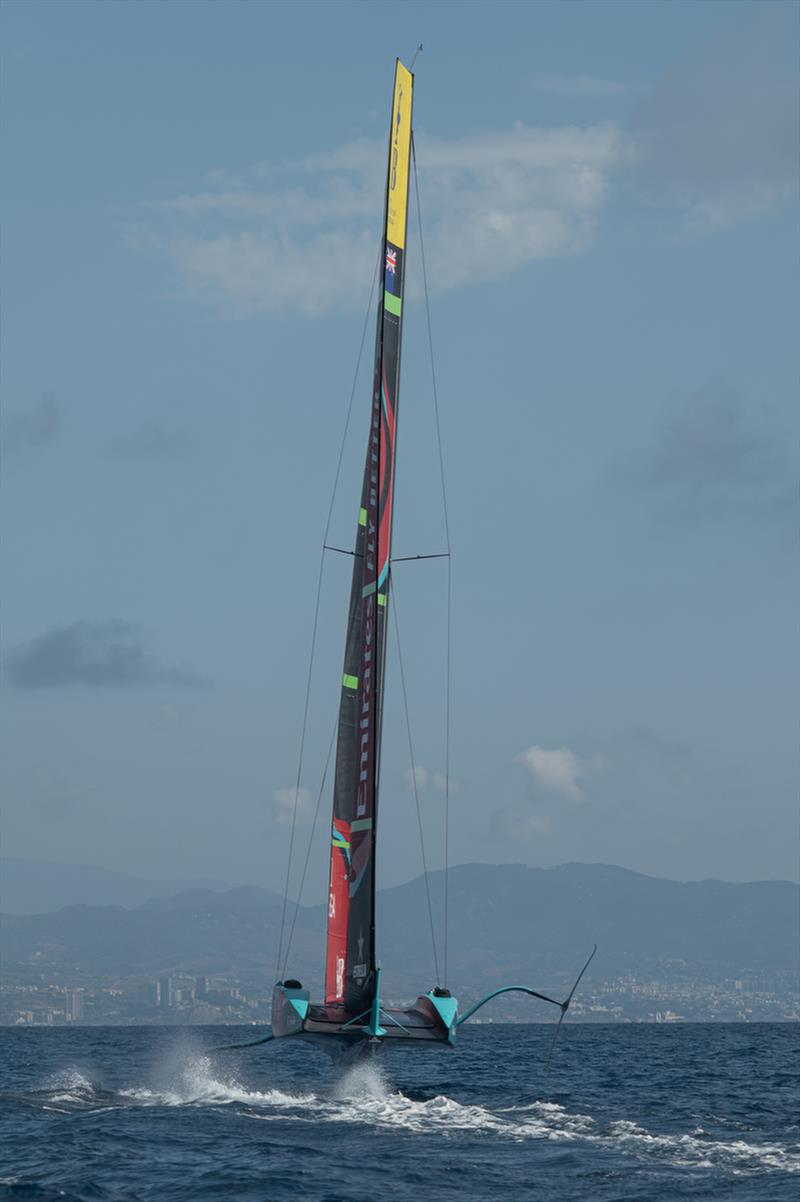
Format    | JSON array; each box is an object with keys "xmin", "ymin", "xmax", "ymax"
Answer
[{"xmin": 231, "ymin": 58, "xmax": 594, "ymax": 1060}]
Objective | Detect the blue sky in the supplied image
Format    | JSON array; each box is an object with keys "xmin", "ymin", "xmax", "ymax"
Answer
[{"xmin": 1, "ymin": 0, "xmax": 798, "ymax": 895}]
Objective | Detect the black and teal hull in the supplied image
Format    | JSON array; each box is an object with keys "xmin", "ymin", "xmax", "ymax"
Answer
[{"xmin": 271, "ymin": 980, "xmax": 458, "ymax": 1054}]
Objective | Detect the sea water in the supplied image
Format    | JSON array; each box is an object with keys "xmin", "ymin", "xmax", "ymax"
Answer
[{"xmin": 1, "ymin": 1023, "xmax": 797, "ymax": 1200}]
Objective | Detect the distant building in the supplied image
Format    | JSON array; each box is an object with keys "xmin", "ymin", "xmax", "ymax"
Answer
[
  {"xmin": 216, "ymin": 986, "xmax": 241, "ymax": 1000},
  {"xmin": 65, "ymin": 989, "xmax": 84, "ymax": 1022},
  {"xmin": 159, "ymin": 976, "xmax": 173, "ymax": 1008},
  {"xmin": 195, "ymin": 976, "xmax": 209, "ymax": 1000},
  {"xmin": 147, "ymin": 981, "xmax": 161, "ymax": 1008}
]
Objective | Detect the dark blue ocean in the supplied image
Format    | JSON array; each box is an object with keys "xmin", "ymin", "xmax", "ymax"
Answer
[{"xmin": 1, "ymin": 1024, "xmax": 797, "ymax": 1201}]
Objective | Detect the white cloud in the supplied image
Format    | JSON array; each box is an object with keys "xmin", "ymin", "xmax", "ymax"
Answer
[
  {"xmin": 433, "ymin": 772, "xmax": 460, "ymax": 795},
  {"xmin": 516, "ymin": 745, "xmax": 585, "ymax": 801},
  {"xmin": 405, "ymin": 765, "xmax": 429, "ymax": 792},
  {"xmin": 404, "ymin": 766, "xmax": 461, "ymax": 795},
  {"xmin": 522, "ymin": 814, "xmax": 553, "ymax": 835},
  {"xmin": 130, "ymin": 9, "xmax": 797, "ymax": 318},
  {"xmin": 530, "ymin": 71, "xmax": 626, "ymax": 97},
  {"xmin": 272, "ymin": 785, "xmax": 312, "ymax": 826},
  {"xmin": 137, "ymin": 121, "xmax": 628, "ymax": 316}
]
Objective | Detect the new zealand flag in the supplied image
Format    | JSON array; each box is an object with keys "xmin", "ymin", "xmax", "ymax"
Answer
[{"xmin": 384, "ymin": 245, "xmax": 397, "ymax": 294}]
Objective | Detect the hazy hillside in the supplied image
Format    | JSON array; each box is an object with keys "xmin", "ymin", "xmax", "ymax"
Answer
[
  {"xmin": 377, "ymin": 862, "xmax": 799, "ymax": 980},
  {"xmin": 0, "ymin": 857, "xmax": 230, "ymax": 915},
  {"xmin": 2, "ymin": 863, "xmax": 796, "ymax": 1002}
]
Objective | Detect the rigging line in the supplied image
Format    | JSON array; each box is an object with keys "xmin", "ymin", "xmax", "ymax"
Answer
[
  {"xmin": 281, "ymin": 712, "xmax": 338, "ymax": 977},
  {"xmin": 391, "ymin": 553, "xmax": 450, "ymax": 563},
  {"xmin": 325, "ymin": 548, "xmax": 450, "ymax": 561},
  {"xmin": 275, "ymin": 238, "xmax": 382, "ymax": 982},
  {"xmin": 443, "ymin": 549, "xmax": 451, "ymax": 989},
  {"xmin": 411, "ymin": 135, "xmax": 451, "ymax": 554},
  {"xmin": 390, "ymin": 574, "xmax": 441, "ymax": 987},
  {"xmin": 324, "ymin": 545, "xmax": 362, "ymax": 558},
  {"xmin": 412, "ymin": 130, "xmax": 452, "ymax": 987},
  {"xmin": 323, "ymin": 235, "xmax": 383, "ymax": 546}
]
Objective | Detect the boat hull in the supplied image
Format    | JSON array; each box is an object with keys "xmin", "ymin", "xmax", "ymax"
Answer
[{"xmin": 271, "ymin": 982, "xmax": 458, "ymax": 1051}]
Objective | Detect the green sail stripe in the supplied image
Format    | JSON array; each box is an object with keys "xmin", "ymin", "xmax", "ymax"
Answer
[
  {"xmin": 384, "ymin": 290, "xmax": 402, "ymax": 316},
  {"xmin": 342, "ymin": 674, "xmax": 358, "ymax": 690},
  {"xmin": 377, "ymin": 592, "xmax": 386, "ymax": 607},
  {"xmin": 358, "ymin": 507, "xmax": 367, "ymax": 526}
]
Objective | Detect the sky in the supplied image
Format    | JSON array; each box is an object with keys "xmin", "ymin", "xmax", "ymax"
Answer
[{"xmin": 1, "ymin": 0, "xmax": 798, "ymax": 900}]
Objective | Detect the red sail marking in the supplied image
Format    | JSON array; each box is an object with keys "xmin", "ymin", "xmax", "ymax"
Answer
[
  {"xmin": 326, "ymin": 373, "xmax": 392, "ymax": 1005},
  {"xmin": 325, "ymin": 821, "xmax": 351, "ymax": 1004},
  {"xmin": 325, "ymin": 367, "xmax": 380, "ymax": 1006},
  {"xmin": 355, "ymin": 390, "xmax": 380, "ymax": 826}
]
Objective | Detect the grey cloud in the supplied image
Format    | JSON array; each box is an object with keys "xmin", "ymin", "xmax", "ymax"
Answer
[
  {"xmin": 4, "ymin": 621, "xmax": 206, "ymax": 690},
  {"xmin": 2, "ymin": 395, "xmax": 60, "ymax": 458},
  {"xmin": 110, "ymin": 422, "xmax": 191, "ymax": 461},
  {"xmin": 620, "ymin": 379, "xmax": 798, "ymax": 526},
  {"xmin": 631, "ymin": 2, "xmax": 799, "ymax": 228},
  {"xmin": 601, "ymin": 729, "xmax": 697, "ymax": 794}
]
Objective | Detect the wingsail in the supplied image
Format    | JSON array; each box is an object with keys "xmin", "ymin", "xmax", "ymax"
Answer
[
  {"xmin": 324, "ymin": 60, "xmax": 414, "ymax": 1014},
  {"xmin": 255, "ymin": 57, "xmax": 596, "ymax": 1061}
]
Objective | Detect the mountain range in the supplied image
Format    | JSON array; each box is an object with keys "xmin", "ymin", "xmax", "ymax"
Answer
[
  {"xmin": 2, "ymin": 860, "xmax": 797, "ymax": 1000},
  {"xmin": 1, "ymin": 857, "xmax": 230, "ymax": 915}
]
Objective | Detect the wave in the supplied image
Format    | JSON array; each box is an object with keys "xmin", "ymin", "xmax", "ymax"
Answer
[
  {"xmin": 252, "ymin": 1061, "xmax": 800, "ymax": 1174},
  {"xmin": 45, "ymin": 1069, "xmax": 102, "ymax": 1107},
  {"xmin": 19, "ymin": 1059, "xmax": 310, "ymax": 1114},
  {"xmin": 17, "ymin": 1056, "xmax": 800, "ymax": 1176},
  {"xmin": 118, "ymin": 1053, "xmax": 313, "ymax": 1110},
  {"xmin": 508, "ymin": 1102, "xmax": 800, "ymax": 1174}
]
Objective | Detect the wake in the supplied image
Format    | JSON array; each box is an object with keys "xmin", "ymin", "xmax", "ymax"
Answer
[{"xmin": 19, "ymin": 1055, "xmax": 800, "ymax": 1177}]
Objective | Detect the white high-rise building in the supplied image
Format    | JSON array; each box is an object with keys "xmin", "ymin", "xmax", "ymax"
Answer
[{"xmin": 65, "ymin": 989, "xmax": 84, "ymax": 1022}]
